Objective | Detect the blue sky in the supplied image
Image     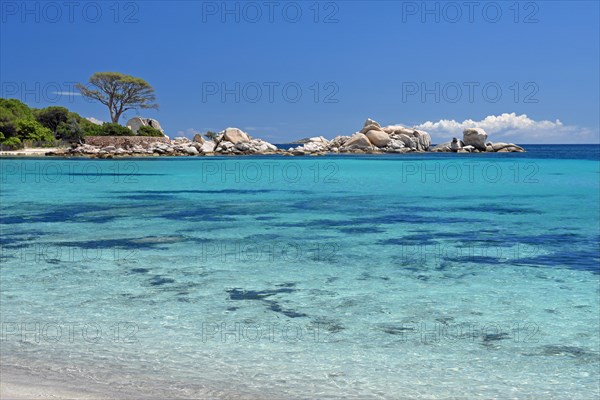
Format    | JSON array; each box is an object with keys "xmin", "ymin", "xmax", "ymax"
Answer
[{"xmin": 1, "ymin": 0, "xmax": 598, "ymax": 143}]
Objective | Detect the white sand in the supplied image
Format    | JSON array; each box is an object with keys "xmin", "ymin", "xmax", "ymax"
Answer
[{"xmin": 0, "ymin": 148, "xmax": 60, "ymax": 157}]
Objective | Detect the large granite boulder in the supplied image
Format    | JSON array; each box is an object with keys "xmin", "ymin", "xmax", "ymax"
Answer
[
  {"xmin": 490, "ymin": 142, "xmax": 525, "ymax": 152},
  {"xmin": 397, "ymin": 133, "xmax": 416, "ymax": 149},
  {"xmin": 200, "ymin": 141, "xmax": 216, "ymax": 153},
  {"xmin": 126, "ymin": 117, "xmax": 167, "ymax": 137},
  {"xmin": 431, "ymin": 142, "xmax": 452, "ymax": 152},
  {"xmin": 329, "ymin": 136, "xmax": 351, "ymax": 149},
  {"xmin": 341, "ymin": 133, "xmax": 372, "ymax": 150},
  {"xmin": 365, "ymin": 130, "xmax": 391, "ymax": 147},
  {"xmin": 463, "ymin": 128, "xmax": 488, "ymax": 151},
  {"xmin": 413, "ymin": 129, "xmax": 432, "ymax": 151},
  {"xmin": 221, "ymin": 128, "xmax": 251, "ymax": 144}
]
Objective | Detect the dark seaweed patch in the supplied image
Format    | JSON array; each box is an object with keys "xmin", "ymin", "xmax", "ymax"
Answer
[
  {"xmin": 58, "ymin": 236, "xmax": 188, "ymax": 250},
  {"xmin": 227, "ymin": 287, "xmax": 294, "ymax": 300},
  {"xmin": 483, "ymin": 332, "xmax": 510, "ymax": 343},
  {"xmin": 255, "ymin": 216, "xmax": 276, "ymax": 221},
  {"xmin": 339, "ymin": 227, "xmax": 385, "ymax": 234},
  {"xmin": 377, "ymin": 237, "xmax": 437, "ymax": 246},
  {"xmin": 1, "ymin": 204, "xmax": 118, "ymax": 225},
  {"xmin": 444, "ymin": 255, "xmax": 504, "ymax": 263},
  {"xmin": 379, "ymin": 324, "xmax": 417, "ymax": 335},
  {"xmin": 264, "ymin": 300, "xmax": 308, "ymax": 318},
  {"xmin": 539, "ymin": 345, "xmax": 595, "ymax": 358},
  {"xmin": 454, "ymin": 204, "xmax": 542, "ymax": 215},
  {"xmin": 117, "ymin": 194, "xmax": 179, "ymax": 201},
  {"xmin": 273, "ymin": 214, "xmax": 482, "ymax": 230},
  {"xmin": 358, "ymin": 272, "xmax": 390, "ymax": 281},
  {"xmin": 227, "ymin": 286, "xmax": 305, "ymax": 318},
  {"xmin": 515, "ymin": 248, "xmax": 600, "ymax": 273},
  {"xmin": 149, "ymin": 275, "xmax": 175, "ymax": 286},
  {"xmin": 243, "ymin": 234, "xmax": 282, "ymax": 241}
]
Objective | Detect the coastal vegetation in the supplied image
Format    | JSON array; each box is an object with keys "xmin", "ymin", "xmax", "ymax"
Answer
[{"xmin": 0, "ymin": 98, "xmax": 163, "ymax": 150}]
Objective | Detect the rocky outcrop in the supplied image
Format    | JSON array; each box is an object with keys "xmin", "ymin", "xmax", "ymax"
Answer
[
  {"xmin": 84, "ymin": 136, "xmax": 170, "ymax": 148},
  {"xmin": 463, "ymin": 128, "xmax": 488, "ymax": 151},
  {"xmin": 46, "ymin": 121, "xmax": 525, "ymax": 157},
  {"xmin": 431, "ymin": 129, "xmax": 524, "ymax": 153},
  {"xmin": 58, "ymin": 127, "xmax": 280, "ymax": 158},
  {"xmin": 288, "ymin": 118, "xmax": 432, "ymax": 155},
  {"xmin": 126, "ymin": 117, "xmax": 167, "ymax": 137},
  {"xmin": 387, "ymin": 126, "xmax": 431, "ymax": 151},
  {"xmin": 221, "ymin": 128, "xmax": 251, "ymax": 144}
]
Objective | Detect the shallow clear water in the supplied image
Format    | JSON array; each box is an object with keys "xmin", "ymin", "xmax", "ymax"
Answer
[{"xmin": 1, "ymin": 147, "xmax": 599, "ymax": 399}]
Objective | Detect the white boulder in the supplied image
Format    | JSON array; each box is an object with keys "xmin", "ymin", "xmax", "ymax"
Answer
[
  {"xmin": 463, "ymin": 128, "xmax": 488, "ymax": 151},
  {"xmin": 221, "ymin": 128, "xmax": 251, "ymax": 144},
  {"xmin": 365, "ymin": 130, "xmax": 391, "ymax": 148},
  {"xmin": 341, "ymin": 133, "xmax": 372, "ymax": 150}
]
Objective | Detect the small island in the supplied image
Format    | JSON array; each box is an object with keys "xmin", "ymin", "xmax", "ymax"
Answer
[{"xmin": 0, "ymin": 72, "xmax": 525, "ymax": 158}]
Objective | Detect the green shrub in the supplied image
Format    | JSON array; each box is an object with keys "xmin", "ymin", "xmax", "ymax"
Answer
[
  {"xmin": 56, "ymin": 118, "xmax": 85, "ymax": 141},
  {"xmin": 205, "ymin": 131, "xmax": 218, "ymax": 140},
  {"xmin": 0, "ymin": 98, "xmax": 34, "ymax": 121},
  {"xmin": 1, "ymin": 137, "xmax": 22, "ymax": 150},
  {"xmin": 80, "ymin": 119, "xmax": 104, "ymax": 136},
  {"xmin": 15, "ymin": 119, "xmax": 54, "ymax": 142},
  {"xmin": 0, "ymin": 99, "xmax": 35, "ymax": 138},
  {"xmin": 137, "ymin": 125, "xmax": 164, "ymax": 137},
  {"xmin": 35, "ymin": 106, "xmax": 70, "ymax": 133},
  {"xmin": 99, "ymin": 123, "xmax": 133, "ymax": 136}
]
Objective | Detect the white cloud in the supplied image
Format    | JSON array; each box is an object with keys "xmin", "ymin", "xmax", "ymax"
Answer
[
  {"xmin": 412, "ymin": 113, "xmax": 596, "ymax": 144},
  {"xmin": 86, "ymin": 117, "xmax": 103, "ymax": 125},
  {"xmin": 176, "ymin": 128, "xmax": 204, "ymax": 138},
  {"xmin": 52, "ymin": 91, "xmax": 81, "ymax": 96}
]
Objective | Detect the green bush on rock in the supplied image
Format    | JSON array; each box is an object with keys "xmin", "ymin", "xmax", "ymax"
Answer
[
  {"xmin": 98, "ymin": 123, "xmax": 134, "ymax": 136},
  {"xmin": 137, "ymin": 125, "xmax": 164, "ymax": 137}
]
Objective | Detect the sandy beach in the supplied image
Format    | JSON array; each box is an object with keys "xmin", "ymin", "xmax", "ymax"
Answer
[
  {"xmin": 0, "ymin": 148, "xmax": 60, "ymax": 157},
  {"xmin": 1, "ymin": 368, "xmax": 112, "ymax": 400}
]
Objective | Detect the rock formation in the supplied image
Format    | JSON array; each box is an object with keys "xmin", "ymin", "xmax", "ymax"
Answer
[
  {"xmin": 46, "ymin": 119, "xmax": 525, "ymax": 157},
  {"xmin": 431, "ymin": 128, "xmax": 524, "ymax": 153},
  {"xmin": 126, "ymin": 117, "xmax": 167, "ymax": 137},
  {"xmin": 289, "ymin": 118, "xmax": 432, "ymax": 154},
  {"xmin": 463, "ymin": 128, "xmax": 487, "ymax": 151}
]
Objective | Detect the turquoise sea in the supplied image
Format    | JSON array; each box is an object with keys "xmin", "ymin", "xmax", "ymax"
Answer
[{"xmin": 1, "ymin": 145, "xmax": 599, "ymax": 399}]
